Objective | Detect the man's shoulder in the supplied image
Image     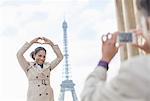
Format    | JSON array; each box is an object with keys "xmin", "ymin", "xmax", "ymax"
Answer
[
  {"xmin": 120, "ymin": 55, "xmax": 150, "ymax": 73},
  {"xmin": 123, "ymin": 55, "xmax": 149, "ymax": 65}
]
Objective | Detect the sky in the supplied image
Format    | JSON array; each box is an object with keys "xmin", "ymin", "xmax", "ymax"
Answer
[{"xmin": 0, "ymin": 0, "xmax": 120, "ymax": 101}]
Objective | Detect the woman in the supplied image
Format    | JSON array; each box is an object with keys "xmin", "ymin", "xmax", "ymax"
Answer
[{"xmin": 17, "ymin": 37, "xmax": 63, "ymax": 101}]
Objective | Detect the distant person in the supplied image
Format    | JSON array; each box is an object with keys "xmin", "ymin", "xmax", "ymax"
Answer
[
  {"xmin": 80, "ymin": 0, "xmax": 150, "ymax": 101},
  {"xmin": 17, "ymin": 37, "xmax": 63, "ymax": 101}
]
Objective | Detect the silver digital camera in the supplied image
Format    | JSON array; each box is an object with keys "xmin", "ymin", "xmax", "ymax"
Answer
[{"xmin": 117, "ymin": 32, "xmax": 136, "ymax": 44}]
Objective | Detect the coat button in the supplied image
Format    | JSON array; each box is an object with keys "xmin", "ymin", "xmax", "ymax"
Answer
[
  {"xmin": 27, "ymin": 69, "xmax": 29, "ymax": 72},
  {"xmin": 39, "ymin": 94, "xmax": 42, "ymax": 96},
  {"xmin": 46, "ymin": 93, "xmax": 48, "ymax": 95},
  {"xmin": 38, "ymin": 85, "xmax": 40, "ymax": 87},
  {"xmin": 45, "ymin": 84, "xmax": 47, "ymax": 86},
  {"xmin": 36, "ymin": 76, "xmax": 38, "ymax": 79},
  {"xmin": 47, "ymin": 75, "xmax": 49, "ymax": 78}
]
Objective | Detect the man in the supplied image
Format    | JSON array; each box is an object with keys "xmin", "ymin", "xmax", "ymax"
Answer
[{"xmin": 80, "ymin": 0, "xmax": 150, "ymax": 101}]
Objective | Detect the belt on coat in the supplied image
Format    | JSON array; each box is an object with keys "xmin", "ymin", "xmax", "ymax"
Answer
[{"xmin": 29, "ymin": 79, "xmax": 50, "ymax": 85}]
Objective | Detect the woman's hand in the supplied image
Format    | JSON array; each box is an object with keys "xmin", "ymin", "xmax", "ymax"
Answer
[
  {"xmin": 30, "ymin": 37, "xmax": 42, "ymax": 44},
  {"xmin": 101, "ymin": 32, "xmax": 119, "ymax": 62},
  {"xmin": 132, "ymin": 30, "xmax": 150, "ymax": 54},
  {"xmin": 42, "ymin": 37, "xmax": 54, "ymax": 46}
]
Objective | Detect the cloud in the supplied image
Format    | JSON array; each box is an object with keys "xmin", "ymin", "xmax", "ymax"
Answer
[
  {"xmin": 0, "ymin": 0, "xmax": 42, "ymax": 6},
  {"xmin": 0, "ymin": 26, "xmax": 18, "ymax": 36}
]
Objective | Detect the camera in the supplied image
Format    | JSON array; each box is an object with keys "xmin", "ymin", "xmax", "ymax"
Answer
[{"xmin": 117, "ymin": 32, "xmax": 136, "ymax": 44}]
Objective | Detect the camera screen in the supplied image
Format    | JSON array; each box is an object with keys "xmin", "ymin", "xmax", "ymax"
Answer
[{"xmin": 119, "ymin": 32, "xmax": 133, "ymax": 43}]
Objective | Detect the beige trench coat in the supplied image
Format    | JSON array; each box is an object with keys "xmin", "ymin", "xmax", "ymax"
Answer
[
  {"xmin": 17, "ymin": 42, "xmax": 63, "ymax": 101},
  {"xmin": 81, "ymin": 55, "xmax": 150, "ymax": 101}
]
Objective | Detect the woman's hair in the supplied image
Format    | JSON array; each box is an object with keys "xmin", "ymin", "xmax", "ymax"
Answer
[
  {"xmin": 30, "ymin": 47, "xmax": 46, "ymax": 60},
  {"xmin": 136, "ymin": 0, "xmax": 150, "ymax": 17}
]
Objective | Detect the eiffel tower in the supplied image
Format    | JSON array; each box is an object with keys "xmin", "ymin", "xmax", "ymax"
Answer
[{"xmin": 58, "ymin": 20, "xmax": 78, "ymax": 101}]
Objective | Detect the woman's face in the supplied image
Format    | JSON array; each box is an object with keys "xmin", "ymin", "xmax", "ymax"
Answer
[{"xmin": 34, "ymin": 50, "xmax": 46, "ymax": 65}]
